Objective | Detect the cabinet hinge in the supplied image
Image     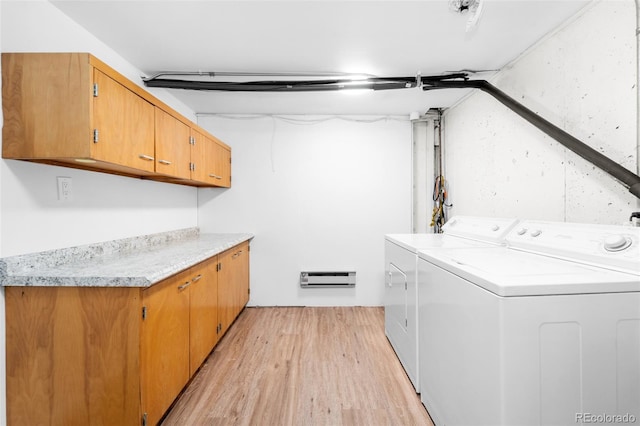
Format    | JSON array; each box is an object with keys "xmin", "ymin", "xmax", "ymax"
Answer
[
  {"xmin": 93, "ymin": 129, "xmax": 99, "ymax": 143},
  {"xmin": 93, "ymin": 83, "xmax": 99, "ymax": 97},
  {"xmin": 142, "ymin": 306, "xmax": 147, "ymax": 321},
  {"xmin": 142, "ymin": 412, "xmax": 147, "ymax": 426}
]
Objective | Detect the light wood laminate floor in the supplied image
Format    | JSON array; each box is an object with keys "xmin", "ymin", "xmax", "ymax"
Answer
[{"xmin": 162, "ymin": 307, "xmax": 433, "ymax": 426}]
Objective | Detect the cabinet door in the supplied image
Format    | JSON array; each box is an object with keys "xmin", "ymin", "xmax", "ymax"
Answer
[
  {"xmin": 209, "ymin": 138, "xmax": 232, "ymax": 188},
  {"xmin": 189, "ymin": 257, "xmax": 219, "ymax": 376},
  {"xmin": 189, "ymin": 129, "xmax": 231, "ymax": 187},
  {"xmin": 217, "ymin": 248, "xmax": 236, "ymax": 336},
  {"xmin": 141, "ymin": 270, "xmax": 191, "ymax": 426},
  {"xmin": 190, "ymin": 128, "xmax": 208, "ymax": 183},
  {"xmin": 5, "ymin": 287, "xmax": 141, "ymax": 426},
  {"xmin": 92, "ymin": 69, "xmax": 155, "ymax": 171},
  {"xmin": 218, "ymin": 243, "xmax": 250, "ymax": 336},
  {"xmin": 1, "ymin": 52, "xmax": 93, "ymax": 159},
  {"xmin": 155, "ymin": 107, "xmax": 191, "ymax": 179},
  {"xmin": 234, "ymin": 241, "xmax": 250, "ymax": 313}
]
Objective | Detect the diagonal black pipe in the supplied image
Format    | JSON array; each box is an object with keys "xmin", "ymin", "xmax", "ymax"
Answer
[{"xmin": 423, "ymin": 79, "xmax": 640, "ymax": 199}]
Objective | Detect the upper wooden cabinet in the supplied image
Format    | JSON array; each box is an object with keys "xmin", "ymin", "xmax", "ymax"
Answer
[
  {"xmin": 1, "ymin": 52, "xmax": 231, "ymax": 187},
  {"xmin": 190, "ymin": 129, "xmax": 232, "ymax": 188},
  {"xmin": 209, "ymin": 136, "xmax": 232, "ymax": 188},
  {"xmin": 93, "ymin": 70, "xmax": 156, "ymax": 172},
  {"xmin": 154, "ymin": 107, "xmax": 191, "ymax": 179}
]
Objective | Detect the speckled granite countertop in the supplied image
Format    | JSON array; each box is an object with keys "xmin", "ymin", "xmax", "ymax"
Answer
[{"xmin": 0, "ymin": 228, "xmax": 254, "ymax": 287}]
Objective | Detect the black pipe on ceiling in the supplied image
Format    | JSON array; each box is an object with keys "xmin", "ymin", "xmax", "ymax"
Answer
[
  {"xmin": 142, "ymin": 73, "xmax": 470, "ymax": 92},
  {"xmin": 143, "ymin": 71, "xmax": 640, "ymax": 200},
  {"xmin": 422, "ymin": 79, "xmax": 640, "ymax": 199},
  {"xmin": 144, "ymin": 76, "xmax": 418, "ymax": 92}
]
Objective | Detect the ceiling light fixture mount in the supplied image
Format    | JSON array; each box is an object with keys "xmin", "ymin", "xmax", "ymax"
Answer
[{"xmin": 448, "ymin": 0, "xmax": 484, "ymax": 32}]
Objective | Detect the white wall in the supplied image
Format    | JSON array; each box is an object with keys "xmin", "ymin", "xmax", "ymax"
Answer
[
  {"xmin": 197, "ymin": 115, "xmax": 412, "ymax": 307},
  {"xmin": 0, "ymin": 2, "xmax": 201, "ymax": 424},
  {"xmin": 443, "ymin": 0, "xmax": 639, "ymax": 224},
  {"xmin": 1, "ymin": 0, "xmax": 200, "ymax": 257}
]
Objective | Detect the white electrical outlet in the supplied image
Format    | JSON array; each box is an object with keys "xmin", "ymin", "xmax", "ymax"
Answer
[{"xmin": 57, "ymin": 176, "xmax": 73, "ymax": 201}]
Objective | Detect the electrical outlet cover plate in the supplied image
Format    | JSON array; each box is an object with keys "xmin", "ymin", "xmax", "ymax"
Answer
[{"xmin": 57, "ymin": 176, "xmax": 73, "ymax": 201}]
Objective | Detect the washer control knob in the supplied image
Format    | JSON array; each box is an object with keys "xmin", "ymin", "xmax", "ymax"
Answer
[
  {"xmin": 530, "ymin": 230, "xmax": 542, "ymax": 237},
  {"xmin": 604, "ymin": 235, "xmax": 630, "ymax": 252},
  {"xmin": 516, "ymin": 228, "xmax": 527, "ymax": 236},
  {"xmin": 491, "ymin": 225, "xmax": 500, "ymax": 232}
]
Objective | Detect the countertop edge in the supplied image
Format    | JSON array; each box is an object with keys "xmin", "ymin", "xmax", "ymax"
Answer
[{"xmin": 0, "ymin": 232, "xmax": 254, "ymax": 288}]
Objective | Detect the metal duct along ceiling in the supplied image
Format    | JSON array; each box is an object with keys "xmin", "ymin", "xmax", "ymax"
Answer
[{"xmin": 143, "ymin": 72, "xmax": 640, "ymax": 200}]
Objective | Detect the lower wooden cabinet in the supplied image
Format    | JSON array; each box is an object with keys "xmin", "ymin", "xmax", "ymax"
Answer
[
  {"xmin": 217, "ymin": 241, "xmax": 250, "ymax": 336},
  {"xmin": 187, "ymin": 257, "xmax": 220, "ymax": 376},
  {"xmin": 6, "ymin": 286, "xmax": 142, "ymax": 426},
  {"xmin": 141, "ymin": 267, "xmax": 192, "ymax": 426},
  {"xmin": 5, "ymin": 242, "xmax": 249, "ymax": 426}
]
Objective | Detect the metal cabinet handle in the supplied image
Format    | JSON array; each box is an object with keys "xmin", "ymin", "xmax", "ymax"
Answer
[
  {"xmin": 178, "ymin": 281, "xmax": 191, "ymax": 291},
  {"xmin": 208, "ymin": 174, "xmax": 222, "ymax": 180},
  {"xmin": 158, "ymin": 159, "xmax": 172, "ymax": 165},
  {"xmin": 139, "ymin": 154, "xmax": 155, "ymax": 161},
  {"xmin": 191, "ymin": 274, "xmax": 203, "ymax": 283}
]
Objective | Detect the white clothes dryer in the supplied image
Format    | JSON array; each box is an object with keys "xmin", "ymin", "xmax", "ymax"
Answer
[
  {"xmin": 418, "ymin": 220, "xmax": 640, "ymax": 426},
  {"xmin": 384, "ymin": 216, "xmax": 519, "ymax": 392}
]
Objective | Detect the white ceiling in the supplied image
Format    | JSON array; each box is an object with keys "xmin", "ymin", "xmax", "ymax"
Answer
[{"xmin": 50, "ymin": 0, "xmax": 590, "ymax": 116}]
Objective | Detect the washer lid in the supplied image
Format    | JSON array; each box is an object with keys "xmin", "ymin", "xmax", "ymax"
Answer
[
  {"xmin": 418, "ymin": 247, "xmax": 640, "ymax": 297},
  {"xmin": 385, "ymin": 233, "xmax": 493, "ymax": 253}
]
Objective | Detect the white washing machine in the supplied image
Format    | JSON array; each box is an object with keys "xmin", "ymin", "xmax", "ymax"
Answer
[
  {"xmin": 418, "ymin": 219, "xmax": 640, "ymax": 426},
  {"xmin": 384, "ymin": 216, "xmax": 519, "ymax": 392}
]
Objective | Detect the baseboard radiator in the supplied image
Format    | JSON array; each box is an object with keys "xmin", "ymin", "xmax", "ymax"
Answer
[{"xmin": 300, "ymin": 271, "xmax": 356, "ymax": 288}]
